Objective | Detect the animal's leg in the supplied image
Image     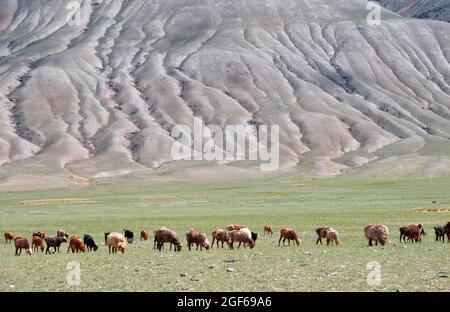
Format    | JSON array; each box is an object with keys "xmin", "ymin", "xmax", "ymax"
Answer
[
  {"xmin": 368, "ymin": 239, "xmax": 373, "ymax": 246},
  {"xmin": 278, "ymin": 236, "xmax": 282, "ymax": 246}
]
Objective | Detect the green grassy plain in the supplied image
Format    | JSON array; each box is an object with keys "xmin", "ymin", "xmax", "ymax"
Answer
[{"xmin": 0, "ymin": 175, "xmax": 449, "ymax": 291}]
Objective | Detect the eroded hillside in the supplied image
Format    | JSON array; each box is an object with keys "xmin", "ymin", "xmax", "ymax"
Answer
[{"xmin": 0, "ymin": 0, "xmax": 449, "ymax": 188}]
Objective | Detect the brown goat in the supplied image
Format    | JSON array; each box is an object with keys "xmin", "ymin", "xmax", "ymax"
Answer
[
  {"xmin": 32, "ymin": 236, "xmax": 45, "ymax": 252},
  {"xmin": 186, "ymin": 229, "xmax": 211, "ymax": 251},
  {"xmin": 227, "ymin": 224, "xmax": 244, "ymax": 231},
  {"xmin": 4, "ymin": 231, "xmax": 14, "ymax": 243},
  {"xmin": 140, "ymin": 230, "xmax": 149, "ymax": 241},
  {"xmin": 45, "ymin": 236, "xmax": 67, "ymax": 254},
  {"xmin": 401, "ymin": 224, "xmax": 425, "ymax": 242},
  {"xmin": 14, "ymin": 237, "xmax": 32, "ymax": 256},
  {"xmin": 263, "ymin": 225, "xmax": 273, "ymax": 235},
  {"xmin": 315, "ymin": 227, "xmax": 330, "ymax": 245},
  {"xmin": 154, "ymin": 228, "xmax": 182, "ymax": 252},
  {"xmin": 228, "ymin": 230, "xmax": 255, "ymax": 250},
  {"xmin": 399, "ymin": 226, "xmax": 421, "ymax": 243},
  {"xmin": 365, "ymin": 224, "xmax": 389, "ymax": 246},
  {"xmin": 68, "ymin": 235, "xmax": 86, "ymax": 253},
  {"xmin": 211, "ymin": 229, "xmax": 231, "ymax": 248},
  {"xmin": 278, "ymin": 228, "xmax": 301, "ymax": 247}
]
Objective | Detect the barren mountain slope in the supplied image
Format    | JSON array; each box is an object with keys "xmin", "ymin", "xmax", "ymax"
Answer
[
  {"xmin": 379, "ymin": 0, "xmax": 450, "ymax": 22},
  {"xmin": 0, "ymin": 0, "xmax": 449, "ymax": 188}
]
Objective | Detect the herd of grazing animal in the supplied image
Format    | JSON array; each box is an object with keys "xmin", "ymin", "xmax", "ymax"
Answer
[{"xmin": 3, "ymin": 221, "xmax": 450, "ymax": 256}]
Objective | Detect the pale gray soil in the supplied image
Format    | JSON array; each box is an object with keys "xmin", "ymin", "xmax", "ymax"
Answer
[{"xmin": 0, "ymin": 0, "xmax": 449, "ymax": 189}]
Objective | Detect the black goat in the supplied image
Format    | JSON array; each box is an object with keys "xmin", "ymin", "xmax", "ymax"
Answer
[
  {"xmin": 104, "ymin": 232, "xmax": 110, "ymax": 245},
  {"xmin": 434, "ymin": 227, "xmax": 445, "ymax": 242},
  {"xmin": 124, "ymin": 229, "xmax": 134, "ymax": 244},
  {"xmin": 83, "ymin": 234, "xmax": 98, "ymax": 251}
]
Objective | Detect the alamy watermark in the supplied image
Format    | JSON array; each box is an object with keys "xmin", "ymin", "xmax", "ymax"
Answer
[
  {"xmin": 66, "ymin": 261, "xmax": 81, "ymax": 286},
  {"xmin": 170, "ymin": 117, "xmax": 280, "ymax": 172},
  {"xmin": 367, "ymin": 1, "xmax": 382, "ymax": 26},
  {"xmin": 66, "ymin": 1, "xmax": 82, "ymax": 26},
  {"xmin": 366, "ymin": 261, "xmax": 381, "ymax": 286}
]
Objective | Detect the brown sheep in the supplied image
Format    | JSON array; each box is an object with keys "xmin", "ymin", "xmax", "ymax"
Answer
[
  {"xmin": 365, "ymin": 224, "xmax": 389, "ymax": 246},
  {"xmin": 443, "ymin": 221, "xmax": 450, "ymax": 243},
  {"xmin": 32, "ymin": 236, "xmax": 45, "ymax": 252},
  {"xmin": 325, "ymin": 228, "xmax": 341, "ymax": 246},
  {"xmin": 237, "ymin": 228, "xmax": 258, "ymax": 248},
  {"xmin": 67, "ymin": 235, "xmax": 86, "ymax": 253},
  {"xmin": 140, "ymin": 230, "xmax": 149, "ymax": 241},
  {"xmin": 227, "ymin": 224, "xmax": 244, "ymax": 231},
  {"xmin": 186, "ymin": 229, "xmax": 211, "ymax": 251},
  {"xmin": 106, "ymin": 233, "xmax": 127, "ymax": 254},
  {"xmin": 278, "ymin": 228, "xmax": 301, "ymax": 247},
  {"xmin": 211, "ymin": 229, "xmax": 231, "ymax": 248},
  {"xmin": 153, "ymin": 226, "xmax": 169, "ymax": 249},
  {"xmin": 4, "ymin": 231, "xmax": 14, "ymax": 243},
  {"xmin": 263, "ymin": 225, "xmax": 273, "ymax": 235},
  {"xmin": 14, "ymin": 237, "xmax": 32, "ymax": 256},
  {"xmin": 228, "ymin": 230, "xmax": 255, "ymax": 250},
  {"xmin": 154, "ymin": 228, "xmax": 182, "ymax": 252},
  {"xmin": 315, "ymin": 227, "xmax": 330, "ymax": 245}
]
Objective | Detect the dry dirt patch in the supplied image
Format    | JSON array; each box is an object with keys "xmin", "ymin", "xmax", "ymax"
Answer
[
  {"xmin": 238, "ymin": 192, "xmax": 290, "ymax": 197},
  {"xmin": 141, "ymin": 195, "xmax": 216, "ymax": 202},
  {"xmin": 413, "ymin": 207, "xmax": 450, "ymax": 213},
  {"xmin": 18, "ymin": 198, "xmax": 95, "ymax": 205}
]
